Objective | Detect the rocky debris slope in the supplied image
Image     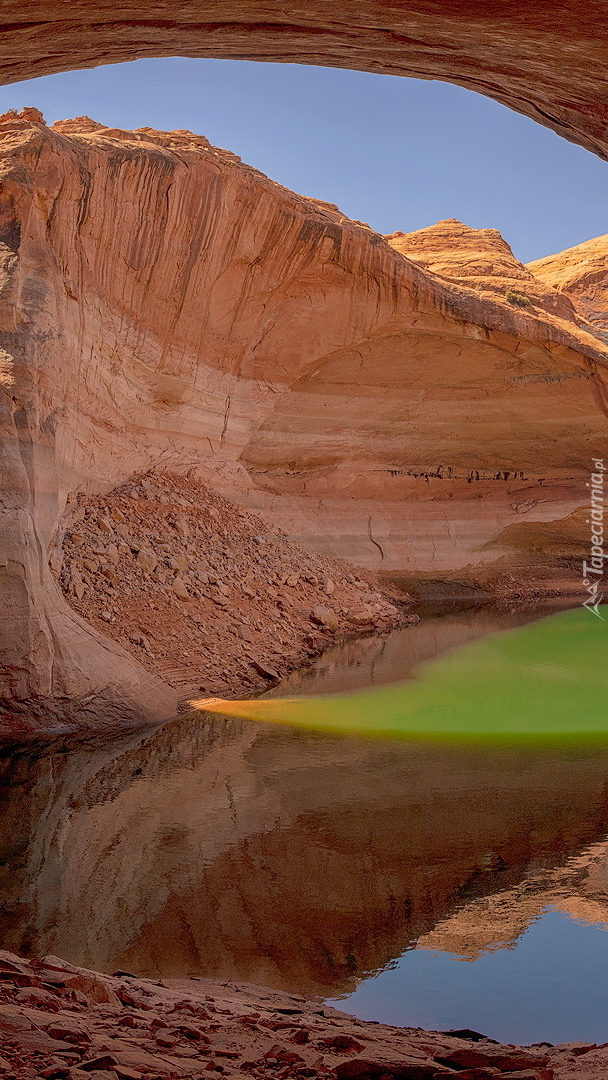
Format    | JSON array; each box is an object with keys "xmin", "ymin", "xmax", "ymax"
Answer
[
  {"xmin": 528, "ymin": 235, "xmax": 608, "ymax": 344},
  {"xmin": 56, "ymin": 472, "xmax": 411, "ymax": 702},
  {"xmin": 0, "ymin": 949, "xmax": 602, "ymax": 1080},
  {"xmin": 1, "ymin": 108, "xmax": 607, "ymax": 729}
]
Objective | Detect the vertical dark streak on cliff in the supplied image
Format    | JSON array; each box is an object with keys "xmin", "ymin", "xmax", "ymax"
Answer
[
  {"xmin": 75, "ymin": 166, "xmax": 92, "ymax": 232},
  {"xmin": 220, "ymin": 393, "xmax": 231, "ymax": 448},
  {"xmin": 588, "ymin": 358, "xmax": 608, "ymax": 419},
  {"xmin": 367, "ymin": 515, "xmax": 385, "ymax": 561},
  {"xmin": 170, "ymin": 167, "xmax": 222, "ymax": 331}
]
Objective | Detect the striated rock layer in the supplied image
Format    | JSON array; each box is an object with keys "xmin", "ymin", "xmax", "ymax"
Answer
[{"xmin": 0, "ymin": 109, "xmax": 607, "ymax": 727}]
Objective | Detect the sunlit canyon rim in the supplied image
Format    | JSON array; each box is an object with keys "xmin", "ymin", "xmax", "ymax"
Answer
[{"xmin": 0, "ymin": 109, "xmax": 607, "ymax": 731}]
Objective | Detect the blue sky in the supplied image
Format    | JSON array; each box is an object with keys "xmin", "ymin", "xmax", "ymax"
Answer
[{"xmin": 1, "ymin": 57, "xmax": 606, "ymax": 264}]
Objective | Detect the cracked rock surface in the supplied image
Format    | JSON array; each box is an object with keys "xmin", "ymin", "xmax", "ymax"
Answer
[{"xmin": 0, "ymin": 949, "xmax": 602, "ymax": 1080}]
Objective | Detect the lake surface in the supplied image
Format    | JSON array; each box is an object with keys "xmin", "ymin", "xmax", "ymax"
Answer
[{"xmin": 1, "ymin": 601, "xmax": 608, "ymax": 1045}]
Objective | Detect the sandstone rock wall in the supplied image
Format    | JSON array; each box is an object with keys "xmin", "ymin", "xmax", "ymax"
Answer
[
  {"xmin": 529, "ymin": 234, "xmax": 608, "ymax": 343},
  {"xmin": 0, "ymin": 110, "xmax": 607, "ymax": 726},
  {"xmin": 239, "ymin": 220, "xmax": 608, "ymax": 587}
]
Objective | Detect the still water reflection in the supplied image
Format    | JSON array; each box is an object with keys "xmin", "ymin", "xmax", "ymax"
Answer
[
  {"xmin": 197, "ymin": 606, "xmax": 608, "ymax": 739},
  {"xmin": 0, "ymin": 603, "xmax": 607, "ymax": 1043}
]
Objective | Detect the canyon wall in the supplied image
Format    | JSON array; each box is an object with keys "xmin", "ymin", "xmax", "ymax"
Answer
[
  {"xmin": 529, "ymin": 234, "xmax": 608, "ymax": 343},
  {"xmin": 0, "ymin": 110, "xmax": 607, "ymax": 726},
  {"xmin": 0, "ymin": 3, "xmax": 608, "ymax": 161},
  {"xmin": 241, "ymin": 218, "xmax": 608, "ymax": 590}
]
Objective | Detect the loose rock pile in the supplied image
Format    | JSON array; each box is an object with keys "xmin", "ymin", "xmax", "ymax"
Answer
[
  {"xmin": 56, "ymin": 473, "xmax": 413, "ymax": 700},
  {"xmin": 0, "ymin": 950, "xmax": 602, "ymax": 1080}
]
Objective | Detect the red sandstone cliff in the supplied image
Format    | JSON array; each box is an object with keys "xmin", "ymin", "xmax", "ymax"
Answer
[
  {"xmin": 528, "ymin": 234, "xmax": 608, "ymax": 343},
  {"xmin": 0, "ymin": 109, "xmax": 606, "ymax": 728}
]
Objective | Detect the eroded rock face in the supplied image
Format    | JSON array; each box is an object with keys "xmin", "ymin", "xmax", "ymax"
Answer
[
  {"xmin": 0, "ymin": 110, "xmax": 606, "ymax": 727},
  {"xmin": 529, "ymin": 234, "xmax": 608, "ymax": 344},
  {"xmin": 242, "ymin": 218, "xmax": 608, "ymax": 588}
]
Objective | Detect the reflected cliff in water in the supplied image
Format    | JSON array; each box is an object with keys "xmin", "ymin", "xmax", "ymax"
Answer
[
  {"xmin": 2, "ymin": 699, "xmax": 608, "ymax": 996},
  {"xmin": 194, "ymin": 606, "xmax": 608, "ymax": 739},
  {"xmin": 269, "ymin": 600, "xmax": 573, "ymax": 697}
]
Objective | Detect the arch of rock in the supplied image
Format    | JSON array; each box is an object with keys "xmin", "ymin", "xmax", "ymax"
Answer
[{"xmin": 2, "ymin": 0, "xmax": 608, "ymax": 160}]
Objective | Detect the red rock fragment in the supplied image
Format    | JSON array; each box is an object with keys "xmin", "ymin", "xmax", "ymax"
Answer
[
  {"xmin": 44, "ymin": 1019, "xmax": 91, "ymax": 1045},
  {"xmin": 277, "ymin": 1051, "xmax": 306, "ymax": 1066},
  {"xmin": 35, "ymin": 955, "xmax": 81, "ymax": 974},
  {"xmin": 9, "ymin": 1029, "xmax": 74, "ymax": 1054},
  {"xmin": 39, "ymin": 1067, "xmax": 71, "ymax": 1080},
  {"xmin": 0, "ymin": 950, "xmax": 31, "ymax": 972},
  {"xmin": 500, "ymin": 1073, "xmax": 553, "ymax": 1080},
  {"xmin": 77, "ymin": 1056, "xmax": 119, "ymax": 1072},
  {"xmin": 63, "ymin": 973, "xmax": 121, "ymax": 1005},
  {"xmin": 318, "ymin": 1036, "xmax": 365, "ymax": 1054},
  {"xmin": 114, "ymin": 1068, "xmax": 143, "ymax": 1080},
  {"xmin": 291, "ymin": 1029, "xmax": 310, "ymax": 1044},
  {"xmin": 154, "ymin": 1032, "xmax": 177, "ymax": 1048},
  {"xmin": 117, "ymin": 1015, "xmax": 138, "ymax": 1028},
  {"xmin": 116, "ymin": 987, "xmax": 151, "ymax": 1010},
  {"xmin": 452, "ymin": 1069, "xmax": 501, "ymax": 1079},
  {"xmin": 12, "ymin": 986, "xmax": 61, "ymax": 1009},
  {"xmin": 334, "ymin": 1059, "xmax": 442, "ymax": 1079},
  {"xmin": 171, "ymin": 1022, "xmax": 211, "ymax": 1041},
  {"xmin": 548, "ymin": 1041, "xmax": 596, "ymax": 1056},
  {"xmin": 434, "ymin": 1046, "xmax": 550, "ymax": 1072}
]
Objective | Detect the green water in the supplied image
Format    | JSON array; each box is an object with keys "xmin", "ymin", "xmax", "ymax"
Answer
[{"xmin": 194, "ymin": 606, "xmax": 608, "ymax": 740}]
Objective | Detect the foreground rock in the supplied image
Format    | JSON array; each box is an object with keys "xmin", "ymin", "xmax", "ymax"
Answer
[
  {"xmin": 0, "ymin": 950, "xmax": 602, "ymax": 1080},
  {"xmin": 1, "ymin": 109, "xmax": 607, "ymax": 729}
]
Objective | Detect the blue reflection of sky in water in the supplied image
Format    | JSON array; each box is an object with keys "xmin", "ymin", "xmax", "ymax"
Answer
[{"xmin": 327, "ymin": 908, "xmax": 608, "ymax": 1046}]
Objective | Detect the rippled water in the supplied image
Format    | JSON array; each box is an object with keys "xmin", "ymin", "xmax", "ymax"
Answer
[{"xmin": 1, "ymin": 601, "xmax": 608, "ymax": 1044}]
